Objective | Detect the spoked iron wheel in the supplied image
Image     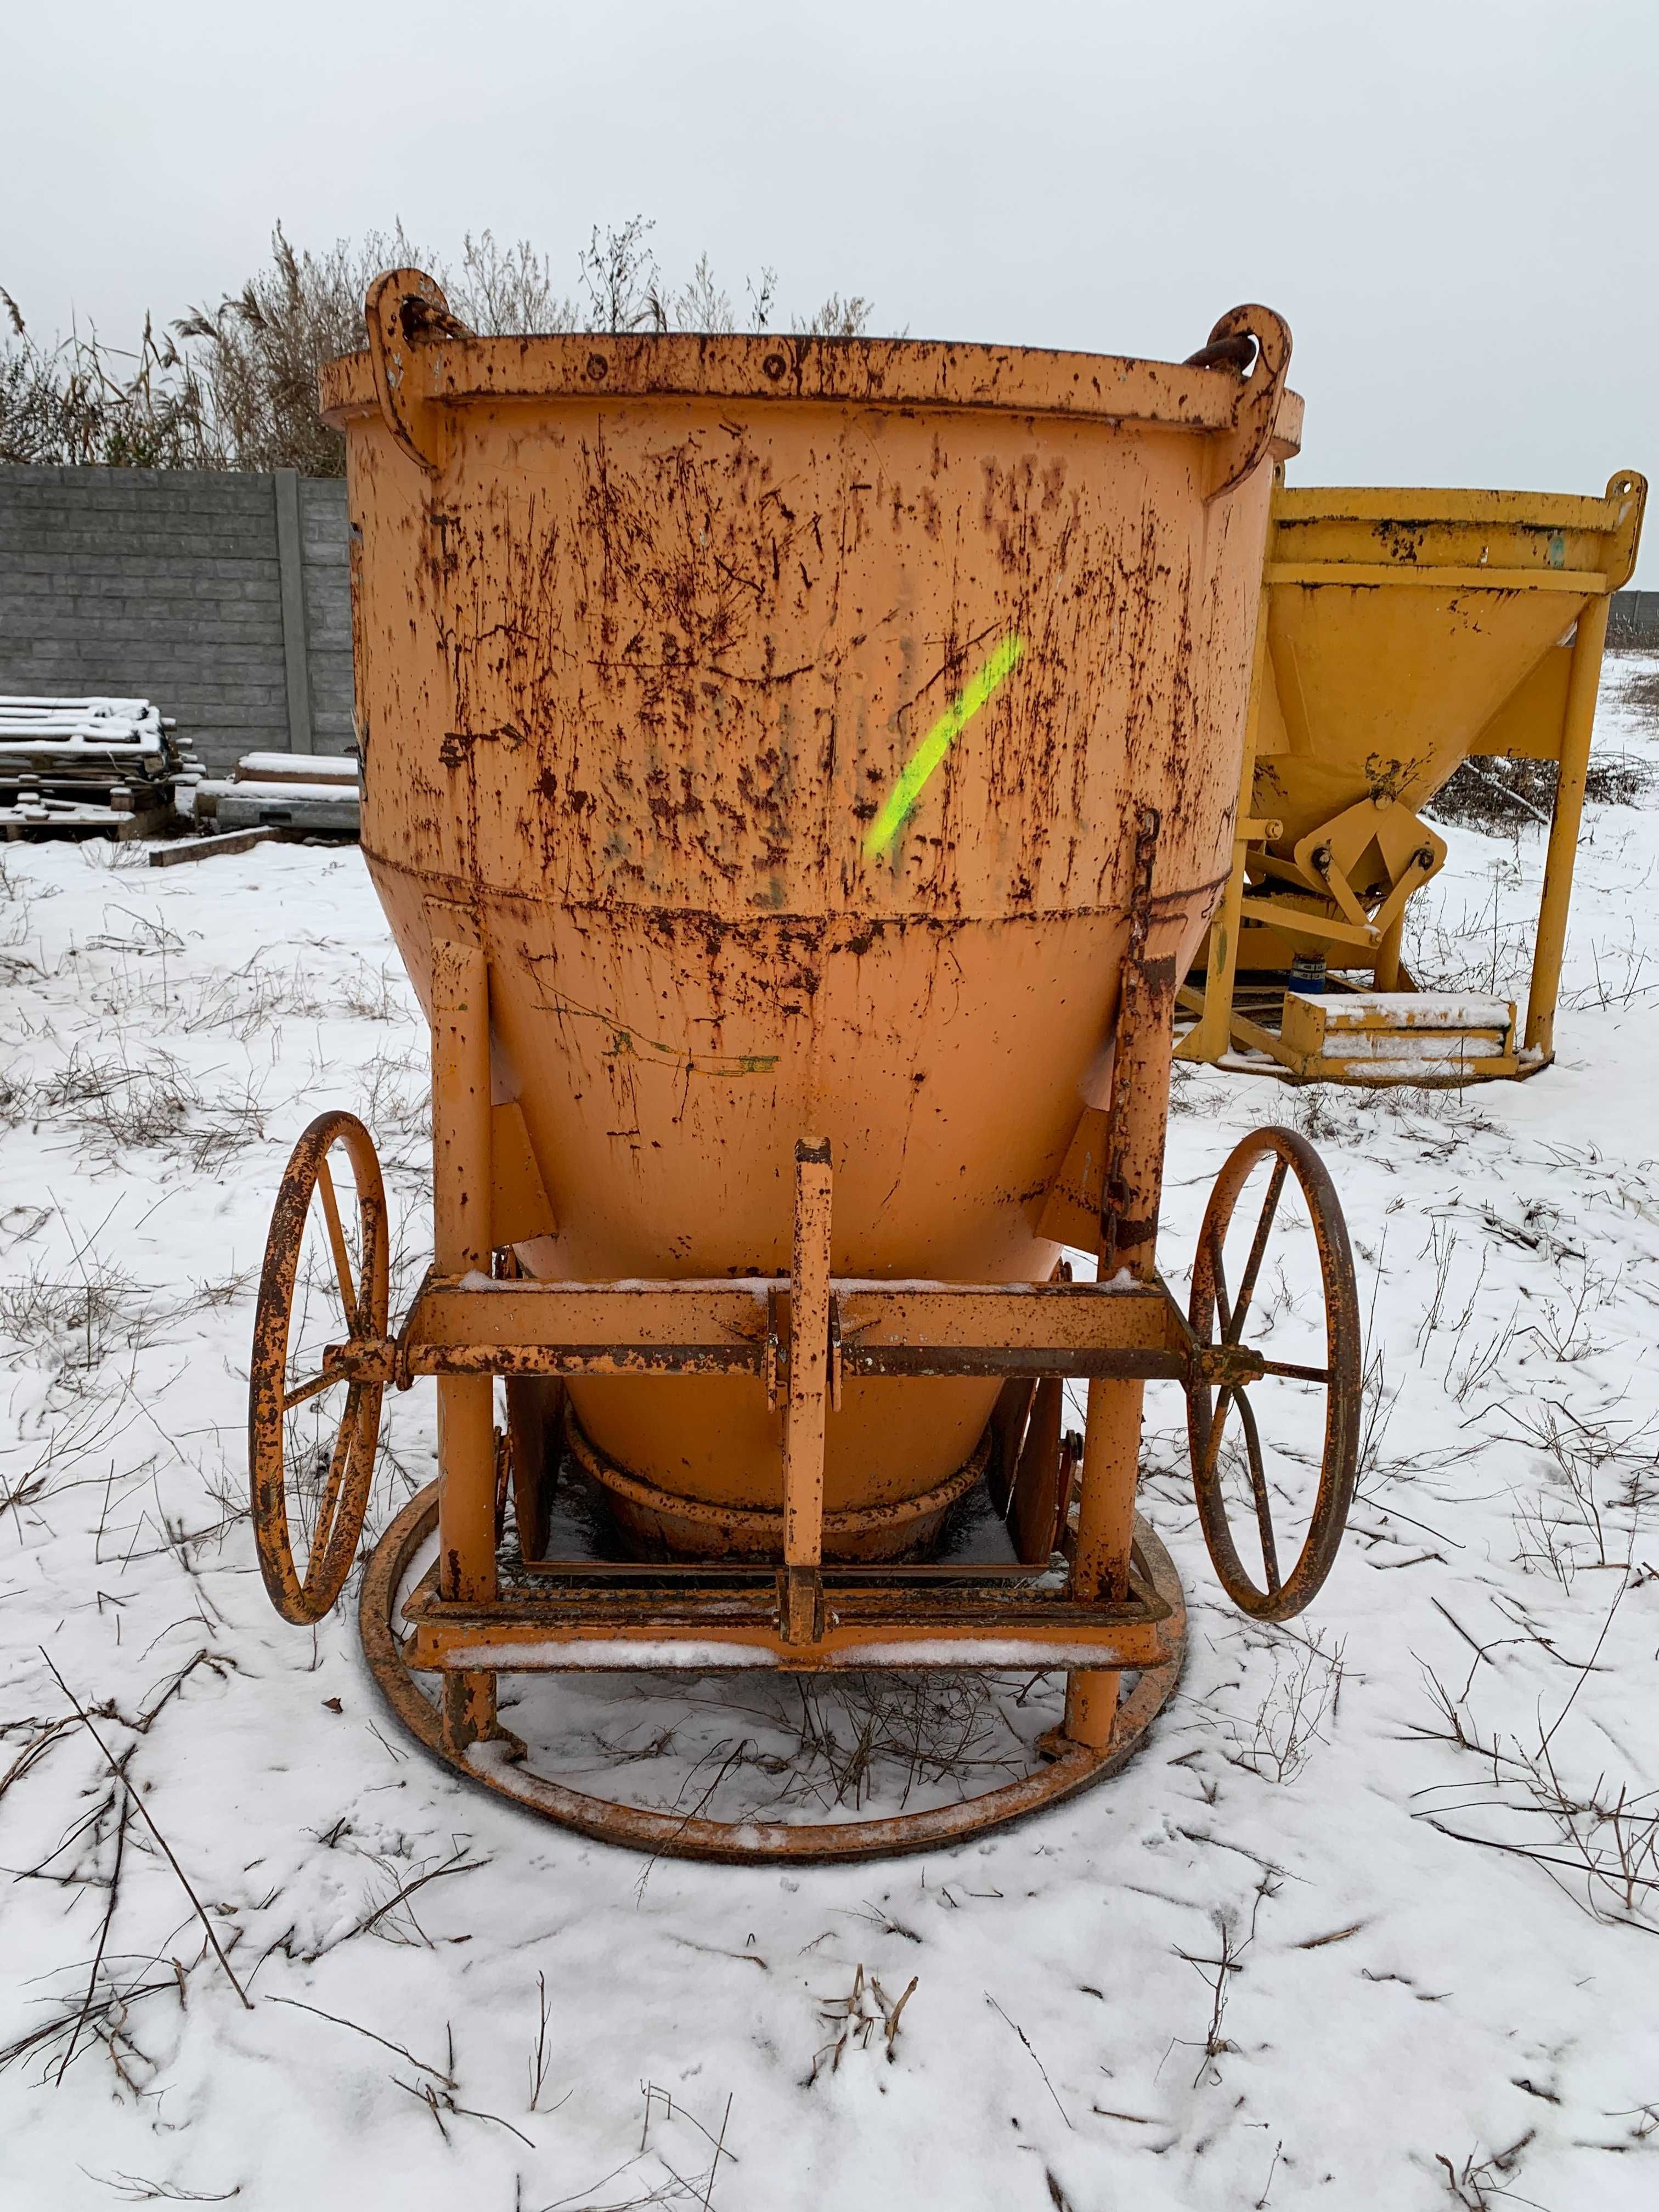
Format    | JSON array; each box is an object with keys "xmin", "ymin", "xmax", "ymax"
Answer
[
  {"xmin": 250, "ymin": 1112, "xmax": 390, "ymax": 1623},
  {"xmin": 1187, "ymin": 1125, "xmax": 1361, "ymax": 1622}
]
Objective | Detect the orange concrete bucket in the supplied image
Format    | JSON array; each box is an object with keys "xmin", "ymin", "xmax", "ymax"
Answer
[
  {"xmin": 320, "ymin": 278, "xmax": 1297, "ymax": 1560},
  {"xmin": 244, "ymin": 276, "xmax": 1369, "ymax": 1860}
]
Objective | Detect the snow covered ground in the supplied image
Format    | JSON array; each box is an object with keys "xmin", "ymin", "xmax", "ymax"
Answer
[{"xmin": 3, "ymin": 660, "xmax": 1658, "ymax": 2211}]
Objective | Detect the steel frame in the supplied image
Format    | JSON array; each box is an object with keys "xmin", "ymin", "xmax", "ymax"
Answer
[
  {"xmin": 255, "ymin": 809, "xmax": 1355, "ymax": 1855},
  {"xmin": 339, "ymin": 814, "xmax": 1205, "ymax": 1846},
  {"xmin": 1178, "ymin": 468, "xmax": 1646, "ymax": 1084}
]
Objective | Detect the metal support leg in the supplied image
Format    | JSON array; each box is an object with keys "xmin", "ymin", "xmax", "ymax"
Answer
[
  {"xmin": 1182, "ymin": 538, "xmax": 1274, "ymax": 1064},
  {"xmin": 429, "ymin": 907, "xmax": 498, "ymax": 1750},
  {"xmin": 1068, "ymin": 812, "xmax": 1176, "ymax": 1750},
  {"xmin": 1525, "ymin": 592, "xmax": 1611, "ymax": 1063},
  {"xmin": 1373, "ymin": 911, "xmax": 1405, "ymax": 994},
  {"xmin": 782, "ymin": 1138, "xmax": 832, "ymax": 1643}
]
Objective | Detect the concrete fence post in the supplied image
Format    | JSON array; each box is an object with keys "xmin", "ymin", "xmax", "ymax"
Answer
[{"xmin": 274, "ymin": 468, "xmax": 313, "ymax": 754}]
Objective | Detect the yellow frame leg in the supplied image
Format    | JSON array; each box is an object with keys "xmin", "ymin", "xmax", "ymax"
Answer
[{"xmin": 1524, "ymin": 593, "xmax": 1611, "ymax": 1063}]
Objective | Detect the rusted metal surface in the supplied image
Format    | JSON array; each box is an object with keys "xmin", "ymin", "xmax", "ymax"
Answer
[
  {"xmin": 320, "ymin": 274, "xmax": 1299, "ymax": 1539},
  {"xmin": 400, "ymin": 1550, "xmax": 1174, "ymax": 1671},
  {"xmin": 1064, "ymin": 803, "xmax": 1182, "ymax": 1748},
  {"xmin": 567, "ymin": 1403, "xmax": 990, "ymax": 1564},
  {"xmin": 1187, "ymin": 1125, "xmax": 1361, "ymax": 1621},
  {"xmin": 249, "ymin": 1112, "xmax": 388, "ymax": 1623},
  {"xmin": 346, "ymin": 1272, "xmax": 1190, "ymax": 1379},
  {"xmin": 1007, "ymin": 1375, "xmax": 1069, "ymax": 1566},
  {"xmin": 985, "ymin": 1376, "xmax": 1037, "ymax": 1519},
  {"xmin": 1099, "ymin": 805, "xmax": 1172, "ymax": 1278},
  {"xmin": 358, "ymin": 1480, "xmax": 1187, "ymax": 1863},
  {"xmin": 505, "ymin": 1374, "xmax": 563, "ymax": 1564},
  {"xmin": 428, "ymin": 904, "xmax": 497, "ymax": 1750},
  {"xmin": 782, "ymin": 1139, "xmax": 833, "ymax": 1637}
]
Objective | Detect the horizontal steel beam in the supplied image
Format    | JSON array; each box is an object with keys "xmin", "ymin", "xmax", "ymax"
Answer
[{"xmin": 305, "ymin": 1272, "xmax": 1265, "ymax": 1393}]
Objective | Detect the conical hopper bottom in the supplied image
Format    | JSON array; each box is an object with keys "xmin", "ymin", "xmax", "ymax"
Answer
[{"xmin": 1261, "ymin": 584, "xmax": 1578, "ymax": 843}]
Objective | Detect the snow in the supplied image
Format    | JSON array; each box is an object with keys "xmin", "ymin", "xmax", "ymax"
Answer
[
  {"xmin": 235, "ymin": 754, "xmax": 360, "ymax": 784},
  {"xmin": 1303, "ymin": 991, "xmax": 1515, "ymax": 1029},
  {"xmin": 0, "ymin": 697, "xmax": 166, "ymax": 751},
  {"xmin": 2, "ymin": 657, "xmax": 1658, "ymax": 2208},
  {"xmin": 195, "ymin": 777, "xmax": 364, "ymax": 806}
]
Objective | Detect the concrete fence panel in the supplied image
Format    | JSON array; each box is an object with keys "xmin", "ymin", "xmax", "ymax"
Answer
[
  {"xmin": 0, "ymin": 465, "xmax": 355, "ymax": 775},
  {"xmin": 1609, "ymin": 590, "xmax": 1659, "ymax": 651}
]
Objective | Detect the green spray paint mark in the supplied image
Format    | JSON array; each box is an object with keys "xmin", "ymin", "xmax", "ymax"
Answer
[{"xmin": 863, "ymin": 633, "xmax": 1026, "ymax": 860}]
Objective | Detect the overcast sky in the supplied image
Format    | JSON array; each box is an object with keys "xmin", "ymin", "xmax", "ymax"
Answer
[{"xmin": 8, "ymin": 0, "xmax": 1658, "ymax": 579}]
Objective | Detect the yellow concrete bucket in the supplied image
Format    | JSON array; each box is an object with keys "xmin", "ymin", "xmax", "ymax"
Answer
[
  {"xmin": 1179, "ymin": 469, "xmax": 1646, "ymax": 1085},
  {"xmin": 245, "ymin": 275, "xmax": 1368, "ymax": 1859}
]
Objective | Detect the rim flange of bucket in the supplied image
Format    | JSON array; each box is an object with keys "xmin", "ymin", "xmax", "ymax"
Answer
[{"xmin": 358, "ymin": 1483, "xmax": 1187, "ymax": 1865}]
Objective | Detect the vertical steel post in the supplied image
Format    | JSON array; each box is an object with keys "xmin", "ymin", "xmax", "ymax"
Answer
[
  {"xmin": 1067, "ymin": 811, "xmax": 1175, "ymax": 1750},
  {"xmin": 1186, "ymin": 492, "xmax": 1278, "ymax": 1065},
  {"xmin": 1523, "ymin": 592, "xmax": 1611, "ymax": 1063},
  {"xmin": 1373, "ymin": 911, "xmax": 1405, "ymax": 994},
  {"xmin": 782, "ymin": 1138, "xmax": 832, "ymax": 1644},
  {"xmin": 1189, "ymin": 629, "xmax": 1269, "ymax": 1062},
  {"xmin": 428, "ymin": 906, "xmax": 498, "ymax": 1750}
]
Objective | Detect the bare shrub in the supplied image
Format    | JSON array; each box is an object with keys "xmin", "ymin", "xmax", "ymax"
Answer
[
  {"xmin": 8, "ymin": 218, "xmax": 878, "ymax": 478},
  {"xmin": 795, "ymin": 291, "xmax": 876, "ymax": 338},
  {"xmin": 450, "ymin": 229, "xmax": 576, "ymax": 338},
  {"xmin": 1287, "ymin": 1083, "xmax": 1352, "ymax": 1145},
  {"xmin": 1404, "ymin": 856, "xmax": 1533, "ymax": 999},
  {"xmin": 353, "ymin": 1043, "xmax": 432, "ymax": 1164},
  {"xmin": 174, "ymin": 222, "xmax": 421, "ymax": 476},
  {"xmin": 0, "ymin": 288, "xmax": 219, "ymax": 467},
  {"xmin": 1616, "ymin": 660, "xmax": 1659, "ymax": 723},
  {"xmin": 334, "ymin": 957, "xmax": 413, "ymax": 1024},
  {"xmin": 1221, "ymin": 1631, "xmax": 1346, "ymax": 1783},
  {"xmin": 1429, "ymin": 750, "xmax": 1652, "ymax": 834},
  {"xmin": 1173, "ymin": 1912, "xmax": 1249, "ymax": 2089},
  {"xmin": 1498, "ymin": 1398, "xmax": 1652, "ymax": 1583}
]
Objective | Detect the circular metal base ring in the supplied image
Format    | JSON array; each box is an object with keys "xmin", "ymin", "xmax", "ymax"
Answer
[{"xmin": 359, "ymin": 1484, "xmax": 1188, "ymax": 1864}]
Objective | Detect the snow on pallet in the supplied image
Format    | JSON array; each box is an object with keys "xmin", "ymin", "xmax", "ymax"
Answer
[{"xmin": 0, "ymin": 693, "xmax": 199, "ymax": 838}]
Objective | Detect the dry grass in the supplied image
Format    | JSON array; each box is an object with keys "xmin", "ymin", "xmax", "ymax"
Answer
[
  {"xmin": 1, "ymin": 1045, "xmax": 270, "ymax": 1169},
  {"xmin": 1498, "ymin": 1400, "xmax": 1654, "ymax": 1587},
  {"xmin": 1412, "ymin": 1584, "xmax": 1658, "ymax": 1928},
  {"xmin": 810, "ymin": 1962, "xmax": 918, "ymax": 2080},
  {"xmin": 1434, "ymin": 2132, "xmax": 1537, "ymax": 2208},
  {"xmin": 0, "ymin": 1258, "xmax": 142, "ymax": 1373},
  {"xmin": 1221, "ymin": 1630, "xmax": 1346, "ymax": 1784}
]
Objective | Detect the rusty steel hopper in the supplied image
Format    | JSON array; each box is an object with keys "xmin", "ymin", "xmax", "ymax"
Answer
[
  {"xmin": 246, "ymin": 274, "xmax": 1367, "ymax": 1859},
  {"xmin": 1180, "ymin": 469, "xmax": 1647, "ymax": 1083}
]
